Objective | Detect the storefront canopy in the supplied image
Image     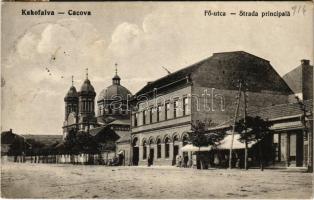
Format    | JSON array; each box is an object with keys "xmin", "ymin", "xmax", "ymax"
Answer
[
  {"xmin": 217, "ymin": 133, "xmax": 257, "ymax": 150},
  {"xmin": 181, "ymin": 144, "xmax": 212, "ymax": 152}
]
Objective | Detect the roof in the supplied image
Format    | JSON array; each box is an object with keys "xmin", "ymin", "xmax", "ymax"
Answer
[
  {"xmin": 116, "ymin": 131, "xmax": 131, "ymax": 143},
  {"xmin": 22, "ymin": 134, "xmax": 63, "ymax": 146},
  {"xmin": 108, "ymin": 119, "xmax": 130, "ymax": 126},
  {"xmin": 135, "ymin": 51, "xmax": 292, "ymax": 97},
  {"xmin": 80, "ymin": 79, "xmax": 96, "ymax": 95},
  {"xmin": 89, "ymin": 126, "xmax": 106, "ymax": 137},
  {"xmin": 64, "ymin": 86, "xmax": 78, "ymax": 100},
  {"xmin": 248, "ymin": 99, "xmax": 313, "ymax": 120},
  {"xmin": 135, "ymin": 59, "xmax": 205, "ymax": 96},
  {"xmin": 98, "ymin": 84, "xmax": 132, "ymax": 101},
  {"xmin": 1, "ymin": 131, "xmax": 24, "ymax": 144},
  {"xmin": 207, "ymin": 99, "xmax": 313, "ymax": 131},
  {"xmin": 88, "ymin": 126, "xmax": 120, "ymax": 142}
]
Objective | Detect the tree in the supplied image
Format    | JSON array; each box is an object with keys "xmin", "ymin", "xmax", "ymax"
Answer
[
  {"xmin": 235, "ymin": 116, "xmax": 273, "ymax": 171},
  {"xmin": 188, "ymin": 120, "xmax": 225, "ymax": 169}
]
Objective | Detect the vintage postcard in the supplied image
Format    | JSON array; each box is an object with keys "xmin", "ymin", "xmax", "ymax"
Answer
[{"xmin": 1, "ymin": 1, "xmax": 313, "ymax": 199}]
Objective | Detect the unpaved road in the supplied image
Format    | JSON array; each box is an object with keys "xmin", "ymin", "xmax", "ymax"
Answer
[{"xmin": 1, "ymin": 162, "xmax": 313, "ymax": 199}]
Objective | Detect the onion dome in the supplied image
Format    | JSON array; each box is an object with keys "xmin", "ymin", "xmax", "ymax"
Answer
[
  {"xmin": 80, "ymin": 79, "xmax": 95, "ymax": 93},
  {"xmin": 64, "ymin": 76, "xmax": 78, "ymax": 101},
  {"xmin": 79, "ymin": 69, "xmax": 96, "ymax": 96}
]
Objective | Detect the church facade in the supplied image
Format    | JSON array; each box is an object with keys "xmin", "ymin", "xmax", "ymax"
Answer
[{"xmin": 62, "ymin": 69, "xmax": 132, "ymax": 164}]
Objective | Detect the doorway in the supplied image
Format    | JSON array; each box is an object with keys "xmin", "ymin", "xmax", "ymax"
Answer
[
  {"xmin": 132, "ymin": 137, "xmax": 139, "ymax": 166},
  {"xmin": 173, "ymin": 145, "xmax": 179, "ymax": 165},
  {"xmin": 289, "ymin": 132, "xmax": 303, "ymax": 167},
  {"xmin": 149, "ymin": 148, "xmax": 154, "ymax": 165},
  {"xmin": 132, "ymin": 147, "xmax": 139, "ymax": 166}
]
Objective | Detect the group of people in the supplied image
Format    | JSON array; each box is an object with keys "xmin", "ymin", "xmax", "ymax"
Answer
[{"xmin": 175, "ymin": 154, "xmax": 192, "ymax": 168}]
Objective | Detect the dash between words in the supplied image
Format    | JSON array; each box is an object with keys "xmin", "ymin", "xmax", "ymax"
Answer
[{"xmin": 21, "ymin": 9, "xmax": 92, "ymax": 16}]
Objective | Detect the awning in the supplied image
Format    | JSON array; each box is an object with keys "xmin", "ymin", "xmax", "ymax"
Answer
[
  {"xmin": 181, "ymin": 144, "xmax": 212, "ymax": 152},
  {"xmin": 217, "ymin": 133, "xmax": 257, "ymax": 150}
]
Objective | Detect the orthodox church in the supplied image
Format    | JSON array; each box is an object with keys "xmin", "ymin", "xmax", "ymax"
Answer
[{"xmin": 62, "ymin": 67, "xmax": 132, "ymax": 163}]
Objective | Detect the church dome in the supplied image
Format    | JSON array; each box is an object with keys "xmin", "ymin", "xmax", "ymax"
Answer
[
  {"xmin": 64, "ymin": 86, "xmax": 78, "ymax": 100},
  {"xmin": 97, "ymin": 68, "xmax": 132, "ymax": 101},
  {"xmin": 98, "ymin": 84, "xmax": 132, "ymax": 101}
]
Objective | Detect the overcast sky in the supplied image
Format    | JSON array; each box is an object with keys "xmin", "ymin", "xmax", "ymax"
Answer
[{"xmin": 1, "ymin": 2, "xmax": 313, "ymax": 135}]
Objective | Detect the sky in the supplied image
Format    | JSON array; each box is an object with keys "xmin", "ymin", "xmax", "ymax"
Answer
[{"xmin": 1, "ymin": 2, "xmax": 313, "ymax": 135}]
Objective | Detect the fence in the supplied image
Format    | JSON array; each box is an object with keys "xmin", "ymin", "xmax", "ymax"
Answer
[{"xmin": 2, "ymin": 152, "xmax": 117, "ymax": 165}]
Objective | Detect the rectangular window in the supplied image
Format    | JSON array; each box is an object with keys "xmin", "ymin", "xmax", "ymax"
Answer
[
  {"xmin": 149, "ymin": 107, "xmax": 153, "ymax": 124},
  {"xmin": 158, "ymin": 105, "xmax": 163, "ymax": 122},
  {"xmin": 183, "ymin": 97, "xmax": 189, "ymax": 116},
  {"xmin": 133, "ymin": 113, "xmax": 138, "ymax": 127},
  {"xmin": 165, "ymin": 103, "xmax": 170, "ymax": 120},
  {"xmin": 156, "ymin": 106, "xmax": 160, "ymax": 122},
  {"xmin": 174, "ymin": 100, "xmax": 179, "ymax": 118},
  {"xmin": 143, "ymin": 110, "xmax": 147, "ymax": 125}
]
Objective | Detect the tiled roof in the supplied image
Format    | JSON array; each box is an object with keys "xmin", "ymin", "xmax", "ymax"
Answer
[
  {"xmin": 208, "ymin": 99, "xmax": 313, "ymax": 130},
  {"xmin": 248, "ymin": 99, "xmax": 313, "ymax": 120}
]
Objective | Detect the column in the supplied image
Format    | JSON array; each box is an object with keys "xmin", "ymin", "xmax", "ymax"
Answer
[
  {"xmin": 179, "ymin": 141, "xmax": 183, "ymax": 157},
  {"xmin": 286, "ymin": 133, "xmax": 290, "ymax": 167},
  {"xmin": 154, "ymin": 144, "xmax": 158, "ymax": 161},
  {"xmin": 169, "ymin": 142, "xmax": 174, "ymax": 163},
  {"xmin": 139, "ymin": 145, "xmax": 143, "ymax": 161},
  {"xmin": 161, "ymin": 143, "xmax": 165, "ymax": 159}
]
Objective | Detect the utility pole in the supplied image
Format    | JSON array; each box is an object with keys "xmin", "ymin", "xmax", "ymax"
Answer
[
  {"xmin": 243, "ymin": 82, "xmax": 248, "ymax": 170},
  {"xmin": 296, "ymin": 96, "xmax": 313, "ymax": 172},
  {"xmin": 229, "ymin": 80, "xmax": 242, "ymax": 169}
]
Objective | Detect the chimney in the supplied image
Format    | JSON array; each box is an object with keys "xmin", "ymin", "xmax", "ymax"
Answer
[
  {"xmin": 9, "ymin": 128, "xmax": 12, "ymax": 133},
  {"xmin": 301, "ymin": 59, "xmax": 310, "ymax": 65}
]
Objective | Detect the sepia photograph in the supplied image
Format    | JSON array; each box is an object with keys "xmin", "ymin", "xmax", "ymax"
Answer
[{"xmin": 1, "ymin": 1, "xmax": 313, "ymax": 199}]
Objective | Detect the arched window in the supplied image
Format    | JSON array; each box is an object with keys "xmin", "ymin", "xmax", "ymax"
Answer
[
  {"xmin": 157, "ymin": 139, "xmax": 161, "ymax": 158},
  {"xmin": 173, "ymin": 135, "xmax": 179, "ymax": 146},
  {"xmin": 165, "ymin": 137, "xmax": 170, "ymax": 158},
  {"xmin": 143, "ymin": 140, "xmax": 147, "ymax": 159}
]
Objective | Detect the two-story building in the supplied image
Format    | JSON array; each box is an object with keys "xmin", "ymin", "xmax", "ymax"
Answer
[{"xmin": 130, "ymin": 51, "xmax": 294, "ymax": 166}]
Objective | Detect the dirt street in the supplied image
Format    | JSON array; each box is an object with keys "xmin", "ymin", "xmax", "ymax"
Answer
[{"xmin": 1, "ymin": 162, "xmax": 312, "ymax": 199}]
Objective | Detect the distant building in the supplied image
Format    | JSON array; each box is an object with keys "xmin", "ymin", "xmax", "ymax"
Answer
[
  {"xmin": 62, "ymin": 71, "xmax": 97, "ymax": 139},
  {"xmin": 1, "ymin": 129, "xmax": 29, "ymax": 156},
  {"xmin": 283, "ymin": 59, "xmax": 313, "ymax": 101},
  {"xmin": 96, "ymin": 68, "xmax": 132, "ymax": 164},
  {"xmin": 62, "ymin": 68, "xmax": 132, "ymax": 164}
]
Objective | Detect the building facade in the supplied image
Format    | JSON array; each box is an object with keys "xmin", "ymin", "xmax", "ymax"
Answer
[{"xmin": 130, "ymin": 51, "xmax": 295, "ymax": 166}]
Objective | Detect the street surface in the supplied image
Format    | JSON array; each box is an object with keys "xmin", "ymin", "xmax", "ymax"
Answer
[{"xmin": 1, "ymin": 162, "xmax": 312, "ymax": 199}]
